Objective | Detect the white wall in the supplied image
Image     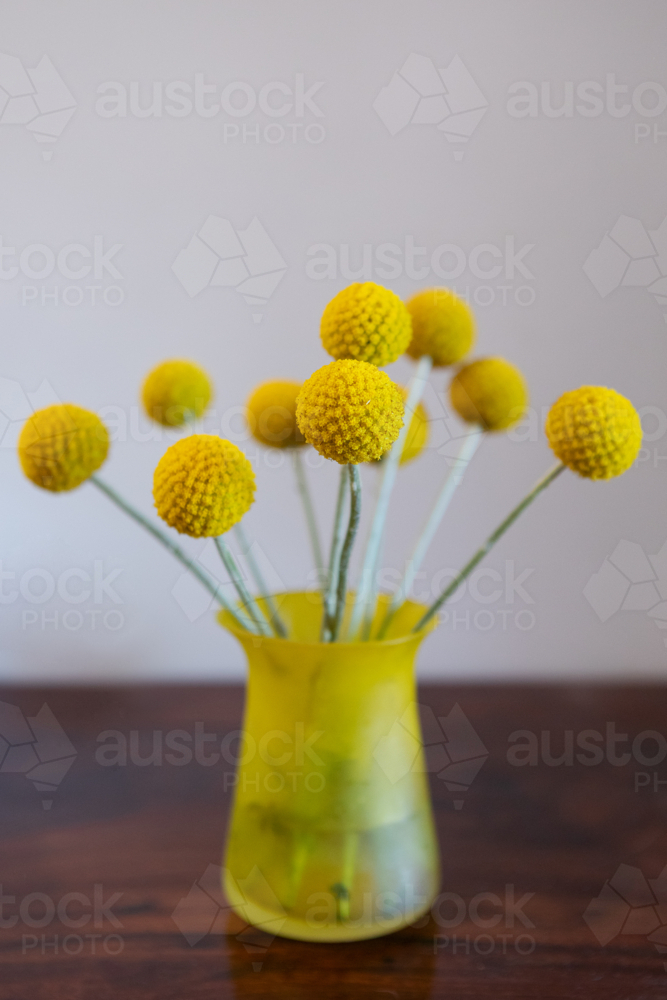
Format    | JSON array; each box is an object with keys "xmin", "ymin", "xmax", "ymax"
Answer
[{"xmin": 1, "ymin": 0, "xmax": 665, "ymax": 682}]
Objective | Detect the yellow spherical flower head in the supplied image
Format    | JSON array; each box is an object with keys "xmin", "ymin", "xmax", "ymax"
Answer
[
  {"xmin": 296, "ymin": 359, "xmax": 404, "ymax": 464},
  {"xmin": 19, "ymin": 404, "xmax": 109, "ymax": 492},
  {"xmin": 545, "ymin": 386, "xmax": 642, "ymax": 480},
  {"xmin": 142, "ymin": 359, "xmax": 213, "ymax": 427},
  {"xmin": 450, "ymin": 357, "xmax": 528, "ymax": 431},
  {"xmin": 246, "ymin": 380, "xmax": 306, "ymax": 449},
  {"xmin": 406, "ymin": 288, "xmax": 475, "ymax": 367},
  {"xmin": 153, "ymin": 435, "xmax": 255, "ymax": 537},
  {"xmin": 320, "ymin": 282, "xmax": 412, "ymax": 367}
]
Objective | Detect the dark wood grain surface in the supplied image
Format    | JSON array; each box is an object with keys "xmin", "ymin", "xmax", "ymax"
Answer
[{"xmin": 1, "ymin": 683, "xmax": 667, "ymax": 999}]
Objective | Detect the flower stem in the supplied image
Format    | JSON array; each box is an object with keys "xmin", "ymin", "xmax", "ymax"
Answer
[
  {"xmin": 233, "ymin": 523, "xmax": 287, "ymax": 638},
  {"xmin": 89, "ymin": 474, "xmax": 257, "ymax": 633},
  {"xmin": 214, "ymin": 537, "xmax": 272, "ymax": 637},
  {"xmin": 328, "ymin": 465, "xmax": 362, "ymax": 642},
  {"xmin": 321, "ymin": 466, "xmax": 348, "ymax": 642},
  {"xmin": 292, "ymin": 449, "xmax": 326, "ymax": 588},
  {"xmin": 376, "ymin": 427, "xmax": 483, "ymax": 640},
  {"xmin": 347, "ymin": 355, "xmax": 433, "ymax": 639},
  {"xmin": 413, "ymin": 462, "xmax": 566, "ymax": 633}
]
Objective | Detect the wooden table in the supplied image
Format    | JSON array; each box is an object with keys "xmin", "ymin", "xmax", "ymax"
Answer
[{"xmin": 1, "ymin": 683, "xmax": 666, "ymax": 999}]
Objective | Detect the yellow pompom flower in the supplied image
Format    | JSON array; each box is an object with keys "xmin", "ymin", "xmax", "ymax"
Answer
[
  {"xmin": 406, "ymin": 288, "xmax": 475, "ymax": 366},
  {"xmin": 153, "ymin": 435, "xmax": 255, "ymax": 537},
  {"xmin": 320, "ymin": 282, "xmax": 412, "ymax": 367},
  {"xmin": 545, "ymin": 386, "xmax": 642, "ymax": 480},
  {"xmin": 246, "ymin": 380, "xmax": 306, "ymax": 448},
  {"xmin": 450, "ymin": 357, "xmax": 528, "ymax": 431},
  {"xmin": 296, "ymin": 359, "xmax": 404, "ymax": 464},
  {"xmin": 18, "ymin": 404, "xmax": 109, "ymax": 492},
  {"xmin": 142, "ymin": 359, "xmax": 213, "ymax": 427}
]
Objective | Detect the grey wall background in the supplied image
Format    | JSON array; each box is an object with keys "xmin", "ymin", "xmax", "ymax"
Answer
[{"xmin": 0, "ymin": 0, "xmax": 665, "ymax": 682}]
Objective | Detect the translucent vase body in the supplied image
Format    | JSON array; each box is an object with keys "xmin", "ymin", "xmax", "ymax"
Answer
[{"xmin": 219, "ymin": 592, "xmax": 440, "ymax": 943}]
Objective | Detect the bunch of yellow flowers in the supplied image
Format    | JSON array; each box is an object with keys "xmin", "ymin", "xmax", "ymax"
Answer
[{"xmin": 18, "ymin": 281, "xmax": 642, "ymax": 644}]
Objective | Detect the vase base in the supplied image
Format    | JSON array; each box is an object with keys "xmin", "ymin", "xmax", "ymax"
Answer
[{"xmin": 224, "ymin": 870, "xmax": 437, "ymax": 943}]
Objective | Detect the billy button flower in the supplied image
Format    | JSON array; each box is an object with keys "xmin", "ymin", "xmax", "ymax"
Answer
[
  {"xmin": 246, "ymin": 380, "xmax": 305, "ymax": 448},
  {"xmin": 449, "ymin": 357, "xmax": 529, "ymax": 432},
  {"xmin": 406, "ymin": 288, "xmax": 475, "ymax": 367},
  {"xmin": 413, "ymin": 385, "xmax": 643, "ymax": 635},
  {"xmin": 153, "ymin": 435, "xmax": 255, "ymax": 537},
  {"xmin": 153, "ymin": 435, "xmax": 278, "ymax": 636},
  {"xmin": 545, "ymin": 386, "xmax": 642, "ymax": 480},
  {"xmin": 17, "ymin": 402, "xmax": 262, "ymax": 633},
  {"xmin": 142, "ymin": 359, "xmax": 213, "ymax": 427},
  {"xmin": 320, "ymin": 282, "xmax": 412, "ymax": 367},
  {"xmin": 297, "ymin": 359, "xmax": 405, "ymax": 641},
  {"xmin": 18, "ymin": 404, "xmax": 109, "ymax": 491},
  {"xmin": 296, "ymin": 359, "xmax": 404, "ymax": 465}
]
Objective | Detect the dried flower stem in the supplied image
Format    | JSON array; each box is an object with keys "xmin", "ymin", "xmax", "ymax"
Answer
[
  {"xmin": 413, "ymin": 462, "xmax": 566, "ymax": 633},
  {"xmin": 90, "ymin": 474, "xmax": 257, "ymax": 633}
]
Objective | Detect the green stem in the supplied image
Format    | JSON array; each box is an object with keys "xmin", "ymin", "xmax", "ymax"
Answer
[
  {"xmin": 376, "ymin": 427, "xmax": 483, "ymax": 640},
  {"xmin": 233, "ymin": 523, "xmax": 287, "ymax": 638},
  {"xmin": 348, "ymin": 355, "xmax": 433, "ymax": 639},
  {"xmin": 413, "ymin": 462, "xmax": 566, "ymax": 633},
  {"xmin": 321, "ymin": 467, "xmax": 348, "ymax": 642},
  {"xmin": 214, "ymin": 537, "xmax": 272, "ymax": 637},
  {"xmin": 329, "ymin": 465, "xmax": 362, "ymax": 642},
  {"xmin": 292, "ymin": 449, "xmax": 325, "ymax": 588},
  {"xmin": 89, "ymin": 474, "xmax": 257, "ymax": 633}
]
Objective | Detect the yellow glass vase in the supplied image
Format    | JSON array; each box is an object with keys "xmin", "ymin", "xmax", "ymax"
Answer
[{"xmin": 218, "ymin": 591, "xmax": 440, "ymax": 943}]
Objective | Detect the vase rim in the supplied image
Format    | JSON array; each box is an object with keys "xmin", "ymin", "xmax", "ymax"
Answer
[{"xmin": 218, "ymin": 589, "xmax": 436, "ymax": 648}]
